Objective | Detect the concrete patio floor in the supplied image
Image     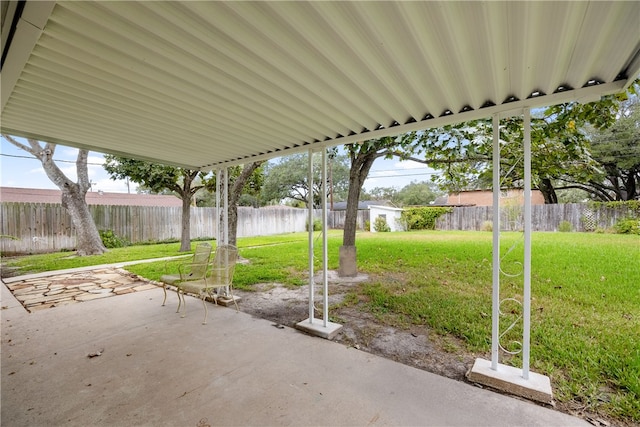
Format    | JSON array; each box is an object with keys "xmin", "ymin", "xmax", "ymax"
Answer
[{"xmin": 1, "ymin": 275, "xmax": 589, "ymax": 427}]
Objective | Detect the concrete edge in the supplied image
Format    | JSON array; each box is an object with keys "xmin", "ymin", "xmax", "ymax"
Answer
[
  {"xmin": 296, "ymin": 317, "xmax": 343, "ymax": 339},
  {"xmin": 467, "ymin": 358, "xmax": 554, "ymax": 405}
]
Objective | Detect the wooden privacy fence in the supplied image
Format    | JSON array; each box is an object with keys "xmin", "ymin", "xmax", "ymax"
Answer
[
  {"xmin": 1, "ymin": 203, "xmax": 310, "ymax": 254},
  {"xmin": 1, "ymin": 202, "xmax": 634, "ymax": 254},
  {"xmin": 435, "ymin": 203, "xmax": 636, "ymax": 232}
]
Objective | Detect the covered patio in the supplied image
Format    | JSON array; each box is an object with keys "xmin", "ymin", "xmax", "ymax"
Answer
[
  {"xmin": 1, "ymin": 276, "xmax": 588, "ymax": 426},
  {"xmin": 1, "ymin": 1, "xmax": 639, "ymax": 424}
]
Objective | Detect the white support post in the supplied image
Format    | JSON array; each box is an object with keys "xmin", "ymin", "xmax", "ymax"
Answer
[
  {"xmin": 222, "ymin": 168, "xmax": 229, "ymax": 296},
  {"xmin": 216, "ymin": 169, "xmax": 221, "ymax": 244},
  {"xmin": 223, "ymin": 168, "xmax": 229, "ymax": 245},
  {"xmin": 491, "ymin": 114, "xmax": 500, "ymax": 371},
  {"xmin": 308, "ymin": 149, "xmax": 315, "ymax": 323},
  {"xmin": 469, "ymin": 109, "xmax": 552, "ymax": 404},
  {"xmin": 321, "ymin": 148, "xmax": 329, "ymax": 327},
  {"xmin": 523, "ymin": 108, "xmax": 532, "ymax": 380},
  {"xmin": 296, "ymin": 148, "xmax": 343, "ymax": 340}
]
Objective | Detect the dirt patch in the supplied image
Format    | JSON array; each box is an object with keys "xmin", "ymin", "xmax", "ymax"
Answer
[
  {"xmin": 234, "ymin": 273, "xmax": 475, "ymax": 382},
  {"xmin": 234, "ymin": 272, "xmax": 627, "ymax": 427}
]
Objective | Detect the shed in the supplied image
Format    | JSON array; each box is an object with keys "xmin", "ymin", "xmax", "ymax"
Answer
[{"xmin": 369, "ymin": 205, "xmax": 405, "ymax": 233}]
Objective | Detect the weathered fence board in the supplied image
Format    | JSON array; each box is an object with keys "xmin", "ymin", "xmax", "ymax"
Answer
[
  {"xmin": 435, "ymin": 203, "xmax": 635, "ymax": 232},
  {"xmin": 1, "ymin": 202, "xmax": 634, "ymax": 254},
  {"xmin": 0, "ymin": 203, "xmax": 312, "ymax": 254}
]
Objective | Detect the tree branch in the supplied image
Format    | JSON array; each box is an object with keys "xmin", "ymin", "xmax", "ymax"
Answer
[{"xmin": 3, "ymin": 134, "xmax": 37, "ymax": 155}]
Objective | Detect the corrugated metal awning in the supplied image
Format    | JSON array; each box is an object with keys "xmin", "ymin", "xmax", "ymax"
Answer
[{"xmin": 2, "ymin": 1, "xmax": 639, "ymax": 169}]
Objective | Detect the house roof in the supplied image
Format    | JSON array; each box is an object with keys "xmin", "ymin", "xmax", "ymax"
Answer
[
  {"xmin": 368, "ymin": 205, "xmax": 404, "ymax": 212},
  {"xmin": 0, "ymin": 186, "xmax": 182, "ymax": 207},
  {"xmin": 1, "ymin": 1, "xmax": 638, "ymax": 170}
]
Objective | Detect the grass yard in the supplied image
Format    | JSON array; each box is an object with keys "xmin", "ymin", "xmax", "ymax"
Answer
[
  {"xmin": 3, "ymin": 230, "xmax": 638, "ymax": 423},
  {"xmin": 0, "ymin": 240, "xmax": 213, "ymax": 275}
]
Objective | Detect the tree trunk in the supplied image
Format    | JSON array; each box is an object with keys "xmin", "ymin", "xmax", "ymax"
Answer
[
  {"xmin": 539, "ymin": 178, "xmax": 558, "ymax": 204},
  {"xmin": 2, "ymin": 137, "xmax": 107, "ymax": 256},
  {"xmin": 61, "ymin": 186, "xmax": 106, "ymax": 255},
  {"xmin": 340, "ymin": 150, "xmax": 378, "ymax": 277},
  {"xmin": 179, "ymin": 194, "xmax": 192, "ymax": 252},
  {"xmin": 177, "ymin": 170, "xmax": 199, "ymax": 252},
  {"xmin": 343, "ymin": 167, "xmax": 363, "ymax": 247},
  {"xmin": 223, "ymin": 161, "xmax": 264, "ymax": 247}
]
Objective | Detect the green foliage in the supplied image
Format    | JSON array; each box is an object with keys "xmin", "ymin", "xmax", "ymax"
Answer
[
  {"xmin": 103, "ymin": 155, "xmax": 211, "ymax": 195},
  {"xmin": 306, "ymin": 219, "xmax": 322, "ymax": 232},
  {"xmin": 99, "ymin": 229, "xmax": 129, "ymax": 248},
  {"xmin": 410, "ymin": 81, "xmax": 639, "ymax": 203},
  {"xmin": 261, "ymin": 152, "xmax": 351, "ymax": 207},
  {"xmin": 394, "ymin": 180, "xmax": 442, "ymax": 206},
  {"xmin": 614, "ymin": 218, "xmax": 640, "ymax": 235},
  {"xmin": 364, "ymin": 220, "xmax": 371, "ymax": 231},
  {"xmin": 584, "ymin": 96, "xmax": 640, "ymax": 201},
  {"xmin": 480, "ymin": 220, "xmax": 493, "ymax": 232},
  {"xmin": 558, "ymin": 221, "xmax": 573, "ymax": 232},
  {"xmin": 401, "ymin": 207, "xmax": 452, "ymax": 230},
  {"xmin": 373, "ymin": 216, "xmax": 391, "ymax": 232},
  {"xmin": 590, "ymin": 200, "xmax": 640, "ymax": 215}
]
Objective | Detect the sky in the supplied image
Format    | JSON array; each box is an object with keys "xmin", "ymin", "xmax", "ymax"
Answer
[{"xmin": 1, "ymin": 136, "xmax": 437, "ymax": 194}]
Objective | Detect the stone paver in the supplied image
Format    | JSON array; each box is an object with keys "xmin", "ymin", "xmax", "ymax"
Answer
[{"xmin": 5, "ymin": 268, "xmax": 161, "ymax": 312}]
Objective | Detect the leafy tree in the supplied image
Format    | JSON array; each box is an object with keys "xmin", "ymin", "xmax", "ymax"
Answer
[
  {"xmin": 2, "ymin": 135, "xmax": 106, "ymax": 255},
  {"xmin": 104, "ymin": 157, "xmax": 263, "ymax": 250},
  {"xmin": 340, "ymin": 135, "xmax": 415, "ymax": 276},
  {"xmin": 103, "ymin": 156, "xmax": 211, "ymax": 252},
  {"xmin": 409, "ymin": 90, "xmax": 632, "ymax": 203},
  {"xmin": 261, "ymin": 152, "xmax": 350, "ymax": 207},
  {"xmin": 395, "ymin": 181, "xmax": 442, "ymax": 206},
  {"xmin": 365, "ymin": 186, "xmax": 399, "ymax": 202},
  {"xmin": 216, "ymin": 162, "xmax": 265, "ymax": 246},
  {"xmin": 564, "ymin": 97, "xmax": 639, "ymax": 201}
]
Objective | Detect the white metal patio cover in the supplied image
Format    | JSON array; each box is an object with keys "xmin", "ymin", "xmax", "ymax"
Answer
[
  {"xmin": 1, "ymin": 1, "xmax": 639, "ymax": 169},
  {"xmin": 1, "ymin": 0, "xmax": 639, "ymax": 396}
]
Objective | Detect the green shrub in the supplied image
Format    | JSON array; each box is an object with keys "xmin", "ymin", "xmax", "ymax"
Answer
[
  {"xmin": 373, "ymin": 216, "xmax": 391, "ymax": 232},
  {"xmin": 614, "ymin": 217, "xmax": 640, "ymax": 235},
  {"xmin": 364, "ymin": 220, "xmax": 371, "ymax": 231},
  {"xmin": 400, "ymin": 207, "xmax": 452, "ymax": 230},
  {"xmin": 480, "ymin": 220, "xmax": 493, "ymax": 232},
  {"xmin": 558, "ymin": 220, "xmax": 573, "ymax": 232},
  {"xmin": 99, "ymin": 229, "xmax": 130, "ymax": 248},
  {"xmin": 306, "ymin": 219, "xmax": 322, "ymax": 232}
]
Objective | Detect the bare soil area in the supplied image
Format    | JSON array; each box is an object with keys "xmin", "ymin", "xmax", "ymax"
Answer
[
  {"xmin": 233, "ymin": 271, "xmax": 477, "ymax": 382},
  {"xmin": 233, "ymin": 271, "xmax": 623, "ymax": 427}
]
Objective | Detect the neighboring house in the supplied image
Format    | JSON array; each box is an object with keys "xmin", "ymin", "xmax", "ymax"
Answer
[
  {"xmin": 447, "ymin": 189, "xmax": 545, "ymax": 207},
  {"xmin": 0, "ymin": 187, "xmax": 182, "ymax": 207},
  {"xmin": 369, "ymin": 205, "xmax": 405, "ymax": 232}
]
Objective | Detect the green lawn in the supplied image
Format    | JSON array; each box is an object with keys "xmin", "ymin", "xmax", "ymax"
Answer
[{"xmin": 3, "ymin": 230, "xmax": 638, "ymax": 423}]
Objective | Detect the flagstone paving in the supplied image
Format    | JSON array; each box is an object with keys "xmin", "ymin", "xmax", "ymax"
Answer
[{"xmin": 5, "ymin": 268, "xmax": 160, "ymax": 312}]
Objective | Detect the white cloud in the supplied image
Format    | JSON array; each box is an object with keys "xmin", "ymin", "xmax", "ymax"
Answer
[
  {"xmin": 60, "ymin": 147, "xmax": 79, "ymax": 157},
  {"xmin": 392, "ymin": 159, "xmax": 428, "ymax": 170},
  {"xmin": 92, "ymin": 177, "xmax": 135, "ymax": 193},
  {"xmin": 87, "ymin": 155, "xmax": 105, "ymax": 165},
  {"xmin": 28, "ymin": 167, "xmax": 45, "ymax": 175}
]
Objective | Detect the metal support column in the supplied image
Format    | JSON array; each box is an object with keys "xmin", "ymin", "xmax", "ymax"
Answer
[
  {"xmin": 308, "ymin": 149, "xmax": 315, "ymax": 323},
  {"xmin": 223, "ymin": 167, "xmax": 229, "ymax": 245},
  {"xmin": 469, "ymin": 109, "xmax": 551, "ymax": 404},
  {"xmin": 523, "ymin": 108, "xmax": 532, "ymax": 380},
  {"xmin": 491, "ymin": 113, "xmax": 500, "ymax": 371},
  {"xmin": 295, "ymin": 148, "xmax": 343, "ymax": 339},
  {"xmin": 216, "ymin": 169, "xmax": 221, "ymax": 244},
  {"xmin": 321, "ymin": 148, "xmax": 329, "ymax": 327}
]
